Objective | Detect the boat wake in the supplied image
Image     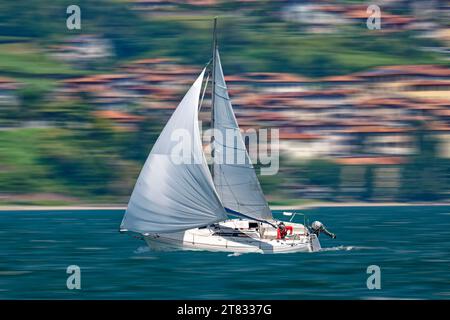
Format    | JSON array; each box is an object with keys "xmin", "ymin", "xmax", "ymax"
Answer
[
  {"xmin": 134, "ymin": 245, "xmax": 183, "ymax": 253},
  {"xmin": 134, "ymin": 246, "xmax": 151, "ymax": 254},
  {"xmin": 134, "ymin": 246, "xmax": 365, "ymax": 255},
  {"xmin": 319, "ymin": 245, "xmax": 362, "ymax": 252},
  {"xmin": 227, "ymin": 252, "xmax": 243, "ymax": 257}
]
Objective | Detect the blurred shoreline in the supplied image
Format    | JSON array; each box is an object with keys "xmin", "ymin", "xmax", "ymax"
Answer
[
  {"xmin": 1, "ymin": 202, "xmax": 449, "ymax": 211},
  {"xmin": 1, "ymin": 2, "xmax": 450, "ymax": 205}
]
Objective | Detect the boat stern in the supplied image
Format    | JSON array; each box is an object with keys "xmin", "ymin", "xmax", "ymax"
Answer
[{"xmin": 309, "ymin": 234, "xmax": 322, "ymax": 252}]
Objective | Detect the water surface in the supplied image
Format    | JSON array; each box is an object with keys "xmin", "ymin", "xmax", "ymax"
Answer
[{"xmin": 1, "ymin": 206, "xmax": 449, "ymax": 299}]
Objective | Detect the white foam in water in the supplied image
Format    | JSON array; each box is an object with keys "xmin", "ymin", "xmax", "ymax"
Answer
[
  {"xmin": 227, "ymin": 252, "xmax": 243, "ymax": 257},
  {"xmin": 319, "ymin": 245, "xmax": 378, "ymax": 252},
  {"xmin": 134, "ymin": 246, "xmax": 151, "ymax": 254},
  {"xmin": 134, "ymin": 245, "xmax": 180, "ymax": 253},
  {"xmin": 134, "ymin": 243, "xmax": 382, "ymax": 255},
  {"xmin": 320, "ymin": 245, "xmax": 354, "ymax": 252}
]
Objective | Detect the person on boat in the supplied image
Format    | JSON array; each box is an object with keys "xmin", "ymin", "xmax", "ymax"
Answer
[
  {"xmin": 277, "ymin": 222, "xmax": 293, "ymax": 239},
  {"xmin": 310, "ymin": 221, "xmax": 336, "ymax": 239}
]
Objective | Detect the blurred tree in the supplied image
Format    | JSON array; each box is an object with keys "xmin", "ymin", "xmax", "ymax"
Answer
[
  {"xmin": 400, "ymin": 122, "xmax": 450, "ymax": 201},
  {"xmin": 308, "ymin": 55, "xmax": 341, "ymax": 77},
  {"xmin": 17, "ymin": 86, "xmax": 43, "ymax": 122},
  {"xmin": 293, "ymin": 159, "xmax": 341, "ymax": 200},
  {"xmin": 114, "ymin": 116, "xmax": 162, "ymax": 162},
  {"xmin": 40, "ymin": 99, "xmax": 91, "ymax": 124},
  {"xmin": 37, "ymin": 128, "xmax": 123, "ymax": 197},
  {"xmin": 362, "ymin": 165, "xmax": 375, "ymax": 201}
]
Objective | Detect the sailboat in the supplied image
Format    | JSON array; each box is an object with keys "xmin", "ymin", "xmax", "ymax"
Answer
[{"xmin": 120, "ymin": 19, "xmax": 335, "ymax": 253}]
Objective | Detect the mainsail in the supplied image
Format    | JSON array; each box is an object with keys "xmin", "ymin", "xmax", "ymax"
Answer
[
  {"xmin": 212, "ymin": 50, "xmax": 273, "ymax": 221},
  {"xmin": 121, "ymin": 69, "xmax": 228, "ymax": 234}
]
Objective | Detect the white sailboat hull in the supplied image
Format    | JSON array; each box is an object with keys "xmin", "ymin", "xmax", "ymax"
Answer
[{"xmin": 143, "ymin": 219, "xmax": 321, "ymax": 254}]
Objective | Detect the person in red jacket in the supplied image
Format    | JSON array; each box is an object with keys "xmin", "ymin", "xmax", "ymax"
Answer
[{"xmin": 277, "ymin": 222, "xmax": 293, "ymax": 239}]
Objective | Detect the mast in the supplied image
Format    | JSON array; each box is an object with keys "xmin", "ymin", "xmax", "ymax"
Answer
[{"xmin": 211, "ymin": 17, "xmax": 218, "ymax": 179}]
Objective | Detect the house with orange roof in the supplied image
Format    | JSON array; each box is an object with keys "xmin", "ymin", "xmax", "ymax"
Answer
[
  {"xmin": 335, "ymin": 156, "xmax": 406, "ymax": 166},
  {"xmin": 399, "ymin": 79, "xmax": 450, "ymax": 100},
  {"xmin": 342, "ymin": 5, "xmax": 415, "ymax": 31},
  {"xmin": 50, "ymin": 35, "xmax": 113, "ymax": 62},
  {"xmin": 242, "ymin": 72, "xmax": 314, "ymax": 89},
  {"xmin": 0, "ymin": 77, "xmax": 20, "ymax": 92},
  {"xmin": 0, "ymin": 77, "xmax": 20, "ymax": 109},
  {"xmin": 353, "ymin": 65, "xmax": 450, "ymax": 84},
  {"xmin": 321, "ymin": 75, "xmax": 363, "ymax": 86},
  {"xmin": 93, "ymin": 110, "xmax": 143, "ymax": 131},
  {"xmin": 278, "ymin": 128, "xmax": 355, "ymax": 160},
  {"xmin": 131, "ymin": 0, "xmax": 217, "ymax": 13},
  {"xmin": 282, "ymin": 3, "xmax": 350, "ymax": 33}
]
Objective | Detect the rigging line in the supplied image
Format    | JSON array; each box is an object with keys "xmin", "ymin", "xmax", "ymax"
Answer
[
  {"xmin": 205, "ymin": 58, "xmax": 213, "ymax": 67},
  {"xmin": 215, "ymin": 92, "xmax": 230, "ymax": 100},
  {"xmin": 213, "ymin": 141, "xmax": 248, "ymax": 152},
  {"xmin": 224, "ymin": 207, "xmax": 277, "ymax": 229},
  {"xmin": 216, "ymin": 84, "xmax": 228, "ymax": 90},
  {"xmin": 212, "ymin": 124, "xmax": 241, "ymax": 130},
  {"xmin": 199, "ymin": 71, "xmax": 210, "ymax": 112},
  {"xmin": 216, "ymin": 162, "xmax": 253, "ymax": 169},
  {"xmin": 224, "ymin": 201, "xmax": 267, "ymax": 206},
  {"xmin": 214, "ymin": 181, "xmax": 254, "ymax": 187}
]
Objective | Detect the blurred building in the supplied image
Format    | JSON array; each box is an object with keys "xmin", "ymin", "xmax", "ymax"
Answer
[{"xmin": 49, "ymin": 35, "xmax": 114, "ymax": 63}]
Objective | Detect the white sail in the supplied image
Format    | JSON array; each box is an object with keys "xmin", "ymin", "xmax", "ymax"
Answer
[
  {"xmin": 212, "ymin": 51, "xmax": 273, "ymax": 221},
  {"xmin": 121, "ymin": 68, "xmax": 228, "ymax": 234}
]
